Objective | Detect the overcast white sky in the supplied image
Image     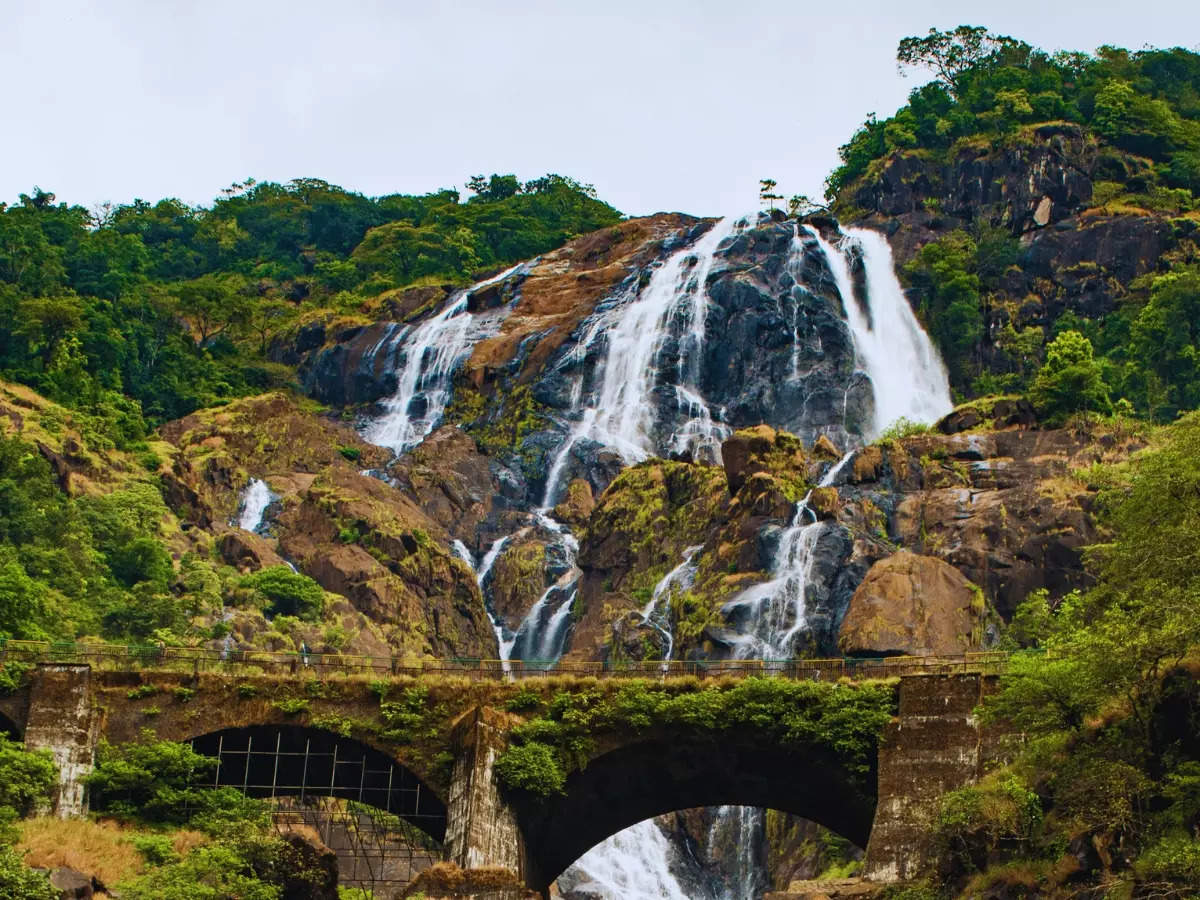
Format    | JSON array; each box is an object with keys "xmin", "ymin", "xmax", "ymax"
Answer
[{"xmin": 5, "ymin": 0, "xmax": 1200, "ymax": 218}]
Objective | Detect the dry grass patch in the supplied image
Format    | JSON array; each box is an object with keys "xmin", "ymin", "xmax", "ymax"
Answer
[
  {"xmin": 17, "ymin": 817, "xmax": 144, "ymax": 885},
  {"xmin": 16, "ymin": 818, "xmax": 209, "ymax": 888}
]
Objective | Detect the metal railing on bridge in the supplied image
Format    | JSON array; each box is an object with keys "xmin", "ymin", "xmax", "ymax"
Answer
[{"xmin": 0, "ymin": 639, "xmax": 1014, "ymax": 681}]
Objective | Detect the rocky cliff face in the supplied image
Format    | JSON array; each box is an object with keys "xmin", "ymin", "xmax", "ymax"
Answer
[
  {"xmin": 848, "ymin": 125, "xmax": 1197, "ymax": 374},
  {"xmin": 563, "ymin": 414, "xmax": 1125, "ymax": 663},
  {"xmin": 159, "ymin": 393, "xmax": 497, "ymax": 659},
  {"xmin": 207, "ymin": 203, "xmax": 1149, "ymax": 668}
]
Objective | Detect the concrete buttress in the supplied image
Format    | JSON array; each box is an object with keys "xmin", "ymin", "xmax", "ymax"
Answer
[
  {"xmin": 23, "ymin": 664, "xmax": 100, "ymax": 817},
  {"xmin": 444, "ymin": 706, "xmax": 528, "ymax": 877}
]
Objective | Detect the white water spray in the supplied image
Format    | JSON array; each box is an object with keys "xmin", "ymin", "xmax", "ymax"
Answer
[
  {"xmin": 639, "ymin": 545, "xmax": 703, "ymax": 661},
  {"xmin": 235, "ymin": 478, "xmax": 277, "ymax": 533},
  {"xmin": 363, "ymin": 264, "xmax": 523, "ymax": 454},
  {"xmin": 547, "ymin": 216, "xmax": 746, "ymax": 488},
  {"xmin": 565, "ymin": 819, "xmax": 693, "ymax": 900},
  {"xmin": 801, "ymin": 225, "xmax": 952, "ymax": 438},
  {"xmin": 723, "ymin": 452, "xmax": 855, "ymax": 660}
]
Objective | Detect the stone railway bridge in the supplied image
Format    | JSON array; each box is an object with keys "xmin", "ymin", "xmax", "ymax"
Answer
[{"xmin": 0, "ymin": 651, "xmax": 1014, "ymax": 895}]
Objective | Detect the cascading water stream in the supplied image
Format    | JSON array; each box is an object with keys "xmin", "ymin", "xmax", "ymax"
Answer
[
  {"xmin": 235, "ymin": 478, "xmax": 277, "ymax": 533},
  {"xmin": 562, "ymin": 820, "xmax": 694, "ymax": 900},
  {"xmin": 639, "ymin": 545, "xmax": 703, "ymax": 662},
  {"xmin": 722, "ymin": 451, "xmax": 856, "ymax": 659},
  {"xmin": 550, "ymin": 215, "xmax": 747, "ymax": 477},
  {"xmin": 515, "ymin": 217, "xmax": 748, "ymax": 676},
  {"xmin": 362, "ymin": 263, "xmax": 524, "ymax": 454},
  {"xmin": 801, "ymin": 225, "xmax": 952, "ymax": 436}
]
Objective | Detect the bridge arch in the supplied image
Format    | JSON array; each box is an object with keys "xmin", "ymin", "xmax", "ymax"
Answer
[
  {"xmin": 188, "ymin": 724, "xmax": 448, "ymax": 844},
  {"xmin": 514, "ymin": 733, "xmax": 877, "ymax": 890},
  {"xmin": 0, "ymin": 709, "xmax": 21, "ymax": 741}
]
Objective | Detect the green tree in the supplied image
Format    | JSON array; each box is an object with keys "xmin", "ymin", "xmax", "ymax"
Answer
[
  {"xmin": 1130, "ymin": 268, "xmax": 1200, "ymax": 419},
  {"xmin": 896, "ymin": 26, "xmax": 1028, "ymax": 97},
  {"xmin": 239, "ymin": 566, "xmax": 325, "ymax": 621},
  {"xmin": 0, "ymin": 736, "xmax": 57, "ymax": 824},
  {"xmin": 173, "ymin": 275, "xmax": 251, "ymax": 347},
  {"xmin": 1029, "ymin": 330, "xmax": 1112, "ymax": 424},
  {"xmin": 902, "ymin": 230, "xmax": 983, "ymax": 386},
  {"xmin": 0, "ymin": 847, "xmax": 55, "ymax": 900},
  {"xmin": 85, "ymin": 733, "xmax": 219, "ymax": 824}
]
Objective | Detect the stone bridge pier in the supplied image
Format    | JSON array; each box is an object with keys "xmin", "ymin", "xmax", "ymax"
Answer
[{"xmin": 0, "ymin": 664, "xmax": 100, "ymax": 817}]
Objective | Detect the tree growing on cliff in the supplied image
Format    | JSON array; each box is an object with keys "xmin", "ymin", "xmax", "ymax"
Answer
[
  {"xmin": 759, "ymin": 178, "xmax": 783, "ymax": 211},
  {"xmin": 897, "ymin": 26, "xmax": 1028, "ymax": 97},
  {"xmin": 1029, "ymin": 330, "xmax": 1112, "ymax": 424}
]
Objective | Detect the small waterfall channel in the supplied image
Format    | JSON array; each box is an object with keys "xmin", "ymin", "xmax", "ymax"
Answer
[
  {"xmin": 362, "ymin": 263, "xmax": 525, "ymax": 454},
  {"xmin": 234, "ymin": 478, "xmax": 277, "ymax": 533}
]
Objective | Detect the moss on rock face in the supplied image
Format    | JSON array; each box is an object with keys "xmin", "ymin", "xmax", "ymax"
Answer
[
  {"xmin": 569, "ymin": 460, "xmax": 729, "ymax": 660},
  {"xmin": 272, "ymin": 467, "xmax": 497, "ymax": 660},
  {"xmin": 552, "ymin": 478, "xmax": 595, "ymax": 528},
  {"xmin": 160, "ymin": 391, "xmax": 389, "ymax": 527},
  {"xmin": 489, "ymin": 538, "xmax": 548, "ymax": 632},
  {"xmin": 722, "ymin": 425, "xmax": 809, "ymax": 497}
]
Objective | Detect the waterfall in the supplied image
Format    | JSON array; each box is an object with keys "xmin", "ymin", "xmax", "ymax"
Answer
[
  {"xmin": 681, "ymin": 226, "xmax": 952, "ymax": 900},
  {"xmin": 450, "ymin": 539, "xmax": 474, "ymax": 568},
  {"xmin": 563, "ymin": 819, "xmax": 694, "ymax": 900},
  {"xmin": 507, "ymin": 513, "xmax": 580, "ymax": 666},
  {"xmin": 708, "ymin": 806, "xmax": 768, "ymax": 900},
  {"xmin": 722, "ymin": 452, "xmax": 855, "ymax": 659},
  {"xmin": 513, "ymin": 217, "xmax": 748, "ymax": 674},
  {"xmin": 362, "ymin": 263, "xmax": 523, "ymax": 454},
  {"xmin": 722, "ymin": 225, "xmax": 952, "ymax": 655},
  {"xmin": 235, "ymin": 478, "xmax": 277, "ymax": 533},
  {"xmin": 549, "ymin": 215, "xmax": 748, "ymax": 481},
  {"xmin": 801, "ymin": 225, "xmax": 952, "ymax": 438}
]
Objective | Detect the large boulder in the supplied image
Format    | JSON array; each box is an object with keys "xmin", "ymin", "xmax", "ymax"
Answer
[
  {"xmin": 488, "ymin": 537, "xmax": 548, "ymax": 632},
  {"xmin": 722, "ymin": 426, "xmax": 807, "ymax": 495},
  {"xmin": 837, "ymin": 551, "xmax": 983, "ymax": 656}
]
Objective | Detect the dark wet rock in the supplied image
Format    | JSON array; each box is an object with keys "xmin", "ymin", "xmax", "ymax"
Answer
[{"xmin": 48, "ymin": 868, "xmax": 93, "ymax": 899}]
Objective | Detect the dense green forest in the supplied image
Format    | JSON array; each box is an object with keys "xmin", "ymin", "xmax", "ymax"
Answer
[
  {"xmin": 0, "ymin": 174, "xmax": 620, "ymax": 429},
  {"xmin": 0, "ymin": 173, "xmax": 620, "ymax": 651}
]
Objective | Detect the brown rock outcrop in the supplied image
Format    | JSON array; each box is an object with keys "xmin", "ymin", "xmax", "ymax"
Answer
[
  {"xmin": 463, "ymin": 214, "xmax": 706, "ymax": 388},
  {"xmin": 217, "ymin": 530, "xmax": 287, "ymax": 572},
  {"xmin": 552, "ymin": 478, "xmax": 595, "ymax": 528},
  {"xmin": 722, "ymin": 426, "xmax": 807, "ymax": 494},
  {"xmin": 274, "ymin": 467, "xmax": 497, "ymax": 658},
  {"xmin": 386, "ymin": 425, "xmax": 498, "ymax": 545},
  {"xmin": 838, "ymin": 551, "xmax": 982, "ymax": 656},
  {"xmin": 489, "ymin": 537, "xmax": 548, "ymax": 632},
  {"xmin": 160, "ymin": 391, "xmax": 388, "ymax": 526}
]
